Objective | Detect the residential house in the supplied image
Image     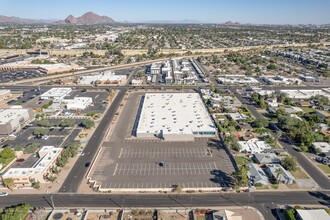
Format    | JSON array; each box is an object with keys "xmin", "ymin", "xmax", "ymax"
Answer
[
  {"xmin": 296, "ymin": 209, "xmax": 330, "ymax": 220},
  {"xmin": 265, "ymin": 164, "xmax": 295, "ymax": 185},
  {"xmin": 246, "ymin": 163, "xmax": 270, "ymax": 186},
  {"xmin": 253, "ymin": 153, "xmax": 281, "ymax": 164}
]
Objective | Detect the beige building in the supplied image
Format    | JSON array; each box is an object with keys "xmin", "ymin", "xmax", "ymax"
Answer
[{"xmin": 1, "ymin": 146, "xmax": 62, "ymax": 187}]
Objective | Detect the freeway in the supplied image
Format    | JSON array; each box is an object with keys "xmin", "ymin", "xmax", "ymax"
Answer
[
  {"xmin": 58, "ymin": 88, "xmax": 127, "ymax": 193},
  {"xmin": 1, "ymin": 191, "xmax": 329, "ymax": 220},
  {"xmin": 231, "ymin": 88, "xmax": 330, "ymax": 190}
]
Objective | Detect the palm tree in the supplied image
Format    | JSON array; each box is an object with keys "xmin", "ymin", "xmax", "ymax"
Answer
[
  {"xmin": 275, "ymin": 168, "xmax": 284, "ymax": 187},
  {"xmin": 275, "ymin": 130, "xmax": 283, "ymax": 148}
]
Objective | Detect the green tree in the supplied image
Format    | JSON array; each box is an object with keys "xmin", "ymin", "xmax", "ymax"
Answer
[
  {"xmin": 38, "ymin": 120, "xmax": 51, "ymax": 127},
  {"xmin": 267, "ymin": 63, "xmax": 277, "ymax": 70},
  {"xmin": 81, "ymin": 119, "xmax": 95, "ymax": 129},
  {"xmin": 33, "ymin": 128, "xmax": 48, "ymax": 136},
  {"xmin": 31, "ymin": 180, "xmax": 40, "ymax": 189},
  {"xmin": 252, "ymin": 118, "xmax": 269, "ymax": 128},
  {"xmin": 275, "ymin": 131, "xmax": 283, "ymax": 148},
  {"xmin": 0, "ymin": 204, "xmax": 30, "ymax": 220},
  {"xmin": 58, "ymin": 119, "xmax": 75, "ymax": 127},
  {"xmin": 14, "ymin": 146, "xmax": 23, "ymax": 152},
  {"xmin": 3, "ymin": 178, "xmax": 15, "ymax": 189},
  {"xmin": 47, "ymin": 175, "xmax": 57, "ymax": 182},
  {"xmin": 0, "ymin": 147, "xmax": 15, "ymax": 160},
  {"xmin": 23, "ymin": 144, "xmax": 39, "ymax": 154},
  {"xmin": 283, "ymin": 208, "xmax": 296, "ymax": 220},
  {"xmin": 224, "ymin": 135, "xmax": 240, "ymax": 151},
  {"xmin": 232, "ymin": 166, "xmax": 249, "ymax": 187},
  {"xmin": 281, "ymin": 156, "xmax": 298, "ymax": 171},
  {"xmin": 259, "ymin": 97, "xmax": 267, "ymax": 109}
]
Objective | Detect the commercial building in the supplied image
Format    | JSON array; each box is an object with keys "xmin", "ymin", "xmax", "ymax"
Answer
[
  {"xmin": 40, "ymin": 88, "xmax": 72, "ymax": 100},
  {"xmin": 1, "ymin": 146, "xmax": 62, "ymax": 187},
  {"xmin": 246, "ymin": 163, "xmax": 270, "ymax": 186},
  {"xmin": 281, "ymin": 89, "xmax": 330, "ymax": 100},
  {"xmin": 265, "ymin": 164, "xmax": 295, "ymax": 185},
  {"xmin": 172, "ymin": 59, "xmax": 197, "ymax": 85},
  {"xmin": 238, "ymin": 138, "xmax": 272, "ymax": 154},
  {"xmin": 65, "ymin": 97, "xmax": 93, "ymax": 111},
  {"xmin": 150, "ymin": 62, "xmax": 162, "ymax": 75},
  {"xmin": 0, "ymin": 108, "xmax": 33, "ymax": 134},
  {"xmin": 131, "ymin": 79, "xmax": 143, "ymax": 85},
  {"xmin": 0, "ymin": 90, "xmax": 11, "ymax": 101},
  {"xmin": 0, "ymin": 61, "xmax": 76, "ymax": 74},
  {"xmin": 296, "ymin": 209, "xmax": 330, "ymax": 220},
  {"xmin": 136, "ymin": 93, "xmax": 217, "ymax": 141},
  {"xmin": 79, "ymin": 71, "xmax": 127, "ymax": 85},
  {"xmin": 262, "ymin": 76, "xmax": 302, "ymax": 85},
  {"xmin": 217, "ymin": 75, "xmax": 259, "ymax": 85}
]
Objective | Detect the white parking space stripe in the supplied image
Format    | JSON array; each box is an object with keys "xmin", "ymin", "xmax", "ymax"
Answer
[{"xmin": 113, "ymin": 164, "xmax": 118, "ymax": 176}]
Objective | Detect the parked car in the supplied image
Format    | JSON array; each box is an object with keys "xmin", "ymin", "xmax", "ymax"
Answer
[{"xmin": 0, "ymin": 192, "xmax": 8, "ymax": 196}]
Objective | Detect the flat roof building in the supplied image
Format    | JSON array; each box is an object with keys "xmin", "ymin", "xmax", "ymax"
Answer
[
  {"xmin": 238, "ymin": 138, "xmax": 272, "ymax": 154},
  {"xmin": 296, "ymin": 209, "xmax": 330, "ymax": 220},
  {"xmin": 40, "ymin": 88, "xmax": 72, "ymax": 100},
  {"xmin": 0, "ymin": 90, "xmax": 11, "ymax": 101},
  {"xmin": 136, "ymin": 93, "xmax": 217, "ymax": 141},
  {"xmin": 2, "ymin": 146, "xmax": 62, "ymax": 187},
  {"xmin": 79, "ymin": 71, "xmax": 127, "ymax": 85},
  {"xmin": 65, "ymin": 97, "xmax": 93, "ymax": 111},
  {"xmin": 0, "ymin": 108, "xmax": 33, "ymax": 134},
  {"xmin": 217, "ymin": 75, "xmax": 259, "ymax": 85},
  {"xmin": 281, "ymin": 89, "xmax": 330, "ymax": 100}
]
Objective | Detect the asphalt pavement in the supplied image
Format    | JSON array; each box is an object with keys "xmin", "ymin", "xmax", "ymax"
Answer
[
  {"xmin": 58, "ymin": 89, "xmax": 127, "ymax": 193},
  {"xmin": 1, "ymin": 191, "xmax": 329, "ymax": 220}
]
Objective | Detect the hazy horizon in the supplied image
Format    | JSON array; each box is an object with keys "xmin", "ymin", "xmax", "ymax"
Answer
[{"xmin": 1, "ymin": 0, "xmax": 330, "ymax": 24}]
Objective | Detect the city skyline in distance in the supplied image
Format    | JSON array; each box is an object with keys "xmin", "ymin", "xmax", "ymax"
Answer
[{"xmin": 0, "ymin": 0, "xmax": 330, "ymax": 25}]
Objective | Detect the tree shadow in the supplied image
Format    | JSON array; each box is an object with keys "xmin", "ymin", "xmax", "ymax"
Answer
[
  {"xmin": 209, "ymin": 169, "xmax": 234, "ymax": 188},
  {"xmin": 208, "ymin": 138, "xmax": 239, "ymax": 172},
  {"xmin": 307, "ymin": 191, "xmax": 330, "ymax": 206}
]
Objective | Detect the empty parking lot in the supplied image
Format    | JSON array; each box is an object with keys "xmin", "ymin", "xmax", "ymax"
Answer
[{"xmin": 90, "ymin": 91, "xmax": 235, "ymax": 190}]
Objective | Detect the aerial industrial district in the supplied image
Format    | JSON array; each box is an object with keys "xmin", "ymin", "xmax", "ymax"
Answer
[{"xmin": 0, "ymin": 22, "xmax": 329, "ymax": 220}]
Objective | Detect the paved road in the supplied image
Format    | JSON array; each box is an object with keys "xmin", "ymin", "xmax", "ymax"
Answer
[
  {"xmin": 2, "ymin": 84, "xmax": 330, "ymax": 93},
  {"xmin": 1, "ymin": 191, "xmax": 329, "ymax": 220},
  {"xmin": 58, "ymin": 89, "xmax": 127, "ymax": 193},
  {"xmin": 231, "ymin": 88, "xmax": 330, "ymax": 190}
]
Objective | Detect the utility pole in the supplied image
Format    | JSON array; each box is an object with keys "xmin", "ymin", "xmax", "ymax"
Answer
[{"xmin": 50, "ymin": 194, "xmax": 55, "ymax": 210}]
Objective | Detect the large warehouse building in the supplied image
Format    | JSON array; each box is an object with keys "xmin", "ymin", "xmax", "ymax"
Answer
[
  {"xmin": 0, "ymin": 108, "xmax": 34, "ymax": 134},
  {"xmin": 136, "ymin": 93, "xmax": 217, "ymax": 141}
]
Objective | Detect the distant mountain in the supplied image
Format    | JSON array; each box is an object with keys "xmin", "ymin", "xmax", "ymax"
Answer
[
  {"xmin": 0, "ymin": 15, "xmax": 53, "ymax": 24},
  {"xmin": 56, "ymin": 12, "xmax": 115, "ymax": 25},
  {"xmin": 137, "ymin": 19, "xmax": 204, "ymax": 24},
  {"xmin": 224, "ymin": 21, "xmax": 241, "ymax": 26}
]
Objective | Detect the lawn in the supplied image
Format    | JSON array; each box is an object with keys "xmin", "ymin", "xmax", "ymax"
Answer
[
  {"xmin": 235, "ymin": 156, "xmax": 252, "ymax": 168},
  {"xmin": 291, "ymin": 168, "xmax": 309, "ymax": 179},
  {"xmin": 301, "ymin": 107, "xmax": 316, "ymax": 113},
  {"xmin": 317, "ymin": 164, "xmax": 330, "ymax": 175}
]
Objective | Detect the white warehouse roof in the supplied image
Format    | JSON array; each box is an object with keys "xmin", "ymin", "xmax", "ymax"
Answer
[
  {"xmin": 137, "ymin": 93, "xmax": 216, "ymax": 136},
  {"xmin": 41, "ymin": 88, "xmax": 72, "ymax": 99},
  {"xmin": 0, "ymin": 108, "xmax": 31, "ymax": 125}
]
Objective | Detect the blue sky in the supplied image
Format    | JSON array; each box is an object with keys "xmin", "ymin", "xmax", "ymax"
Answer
[{"xmin": 1, "ymin": 0, "xmax": 330, "ymax": 24}]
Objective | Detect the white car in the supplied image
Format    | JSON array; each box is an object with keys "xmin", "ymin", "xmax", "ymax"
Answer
[{"xmin": 0, "ymin": 192, "xmax": 8, "ymax": 196}]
